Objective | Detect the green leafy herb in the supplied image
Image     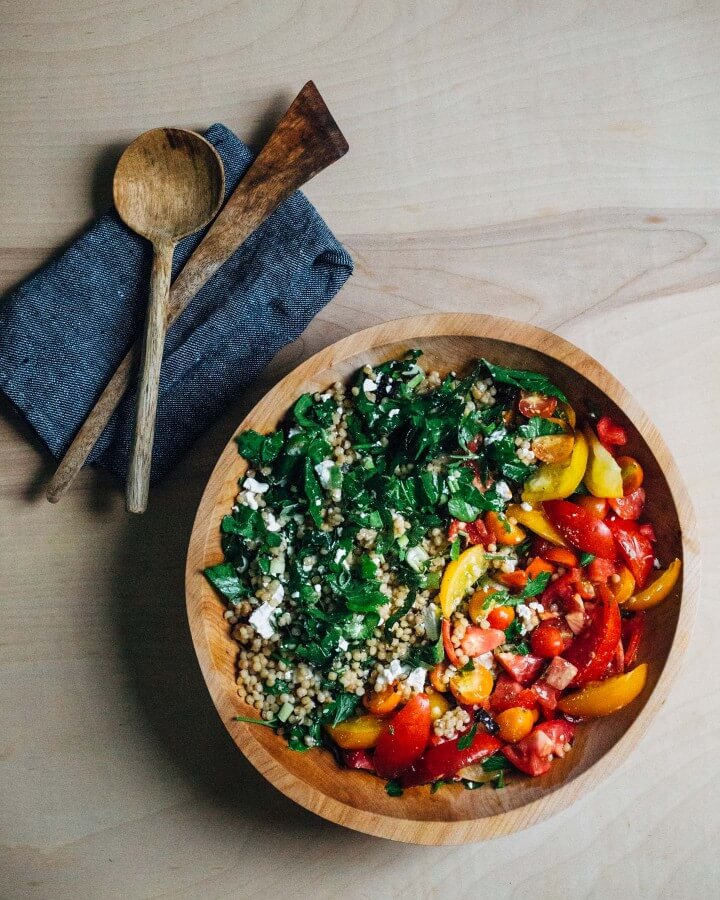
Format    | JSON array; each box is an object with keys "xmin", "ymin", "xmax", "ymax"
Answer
[
  {"xmin": 517, "ymin": 417, "xmax": 564, "ymax": 440},
  {"xmin": 481, "ymin": 359, "xmax": 568, "ymax": 402},
  {"xmin": 384, "ymin": 590, "xmax": 417, "ymax": 636},
  {"xmin": 323, "ymin": 693, "xmax": 359, "ymax": 727},
  {"xmin": 580, "ymin": 551, "xmax": 596, "ymax": 566},
  {"xmin": 203, "ymin": 562, "xmax": 248, "ymax": 603},
  {"xmin": 449, "ymin": 536, "xmax": 461, "ymax": 560},
  {"xmin": 493, "ymin": 770, "xmax": 506, "ymax": 789},
  {"xmin": 385, "ymin": 779, "xmax": 404, "ymax": 797},
  {"xmin": 430, "ymin": 780, "xmax": 446, "ymax": 794},
  {"xmin": 457, "ymin": 723, "xmax": 478, "ymax": 750},
  {"xmin": 482, "ymin": 753, "xmax": 511, "ymax": 772},
  {"xmin": 460, "ymin": 659, "xmax": 475, "ymax": 673},
  {"xmin": 233, "ymin": 715, "xmax": 277, "ymax": 727},
  {"xmin": 521, "ymin": 570, "xmax": 552, "ymax": 598}
]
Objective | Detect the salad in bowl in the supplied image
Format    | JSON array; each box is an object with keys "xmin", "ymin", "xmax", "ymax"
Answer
[{"xmin": 203, "ymin": 351, "xmax": 681, "ymax": 795}]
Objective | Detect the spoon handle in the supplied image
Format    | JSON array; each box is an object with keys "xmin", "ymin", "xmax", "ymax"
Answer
[{"xmin": 125, "ymin": 240, "xmax": 174, "ymax": 513}]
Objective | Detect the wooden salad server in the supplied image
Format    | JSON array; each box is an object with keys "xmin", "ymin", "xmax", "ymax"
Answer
[{"xmin": 46, "ymin": 82, "xmax": 349, "ymax": 505}]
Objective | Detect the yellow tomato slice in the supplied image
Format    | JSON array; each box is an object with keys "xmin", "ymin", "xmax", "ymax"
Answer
[
  {"xmin": 506, "ymin": 503, "xmax": 569, "ymax": 547},
  {"xmin": 522, "ymin": 431, "xmax": 588, "ymax": 503},
  {"xmin": 439, "ymin": 545, "xmax": 487, "ymax": 618},
  {"xmin": 624, "ymin": 559, "xmax": 681, "ymax": 611},
  {"xmin": 325, "ymin": 715, "xmax": 387, "ymax": 750},
  {"xmin": 583, "ymin": 424, "xmax": 623, "ymax": 498},
  {"xmin": 426, "ymin": 687, "xmax": 451, "ymax": 721},
  {"xmin": 557, "ymin": 664, "xmax": 648, "ymax": 718},
  {"xmin": 609, "ymin": 564, "xmax": 636, "ymax": 604},
  {"xmin": 449, "ymin": 665, "xmax": 494, "ymax": 704}
]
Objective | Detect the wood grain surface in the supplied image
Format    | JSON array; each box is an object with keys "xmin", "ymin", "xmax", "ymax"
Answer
[
  {"xmin": 2, "ymin": 0, "xmax": 720, "ymax": 897},
  {"xmin": 186, "ymin": 313, "xmax": 698, "ymax": 844}
]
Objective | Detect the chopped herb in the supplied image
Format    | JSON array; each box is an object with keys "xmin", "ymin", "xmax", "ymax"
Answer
[
  {"xmin": 430, "ymin": 780, "xmax": 446, "ymax": 794},
  {"xmin": 385, "ymin": 779, "xmax": 404, "ymax": 797},
  {"xmin": 233, "ymin": 715, "xmax": 277, "ymax": 727},
  {"xmin": 482, "ymin": 753, "xmax": 511, "ymax": 772},
  {"xmin": 481, "ymin": 359, "xmax": 568, "ymax": 402},
  {"xmin": 457, "ymin": 723, "xmax": 478, "ymax": 750},
  {"xmin": 580, "ymin": 551, "xmax": 596, "ymax": 566},
  {"xmin": 521, "ymin": 571, "xmax": 552, "ymax": 598}
]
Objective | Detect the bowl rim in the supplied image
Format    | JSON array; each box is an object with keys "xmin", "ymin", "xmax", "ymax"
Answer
[{"xmin": 185, "ymin": 312, "xmax": 699, "ymax": 844}]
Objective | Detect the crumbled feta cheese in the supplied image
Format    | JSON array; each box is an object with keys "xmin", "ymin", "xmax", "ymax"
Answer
[
  {"xmin": 520, "ymin": 501, "xmax": 533, "ymax": 512},
  {"xmin": 405, "ymin": 667, "xmax": 427, "ymax": 693},
  {"xmin": 528, "ymin": 601, "xmax": 544, "ymax": 613},
  {"xmin": 334, "ymin": 548, "xmax": 348, "ymax": 565},
  {"xmin": 485, "ymin": 428, "xmax": 506, "ymax": 445},
  {"xmin": 302, "ymin": 555, "xmax": 317, "ymax": 572},
  {"xmin": 249, "ymin": 603, "xmax": 276, "ymax": 639},
  {"xmin": 314, "ymin": 584, "xmax": 322, "ymax": 594},
  {"xmin": 337, "ymin": 637, "xmax": 349, "ymax": 652},
  {"xmin": 238, "ymin": 490, "xmax": 259, "ymax": 510},
  {"xmin": 314, "ymin": 459, "xmax": 335, "ymax": 489},
  {"xmin": 496, "ymin": 480, "xmax": 512, "ymax": 501},
  {"xmin": 269, "ymin": 556, "xmax": 285, "ymax": 578},
  {"xmin": 362, "ymin": 377, "xmax": 377, "ymax": 395},
  {"xmin": 287, "ymin": 427, "xmax": 300, "ymax": 438},
  {"xmin": 475, "ymin": 652, "xmax": 495, "ymax": 670},
  {"xmin": 389, "ymin": 408, "xmax": 399, "ymax": 417},
  {"xmin": 244, "ymin": 477, "xmax": 269, "ymax": 494},
  {"xmin": 319, "ymin": 391, "xmax": 332, "ymax": 401},
  {"xmin": 516, "ymin": 603, "xmax": 537, "ymax": 635},
  {"xmin": 263, "ymin": 511, "xmax": 282, "ymax": 532}
]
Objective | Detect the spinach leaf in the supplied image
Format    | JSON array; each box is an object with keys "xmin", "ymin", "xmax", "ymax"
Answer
[
  {"xmin": 384, "ymin": 590, "xmax": 417, "ymax": 635},
  {"xmin": 517, "ymin": 417, "xmax": 564, "ymax": 440},
  {"xmin": 203, "ymin": 562, "xmax": 248, "ymax": 603},
  {"xmin": 235, "ymin": 430, "xmax": 265, "ymax": 465},
  {"xmin": 323, "ymin": 692, "xmax": 359, "ymax": 727},
  {"xmin": 481, "ymin": 359, "xmax": 568, "ymax": 402},
  {"xmin": 303, "ymin": 457, "xmax": 323, "ymax": 527}
]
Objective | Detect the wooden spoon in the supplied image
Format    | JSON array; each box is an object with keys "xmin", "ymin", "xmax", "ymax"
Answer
[
  {"xmin": 113, "ymin": 128, "xmax": 224, "ymax": 513},
  {"xmin": 46, "ymin": 82, "xmax": 348, "ymax": 504}
]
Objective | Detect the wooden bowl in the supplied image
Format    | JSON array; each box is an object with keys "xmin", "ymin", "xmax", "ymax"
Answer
[{"xmin": 186, "ymin": 313, "xmax": 698, "ymax": 844}]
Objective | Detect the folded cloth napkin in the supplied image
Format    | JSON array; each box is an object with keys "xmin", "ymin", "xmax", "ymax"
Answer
[{"xmin": 0, "ymin": 124, "xmax": 352, "ymax": 482}]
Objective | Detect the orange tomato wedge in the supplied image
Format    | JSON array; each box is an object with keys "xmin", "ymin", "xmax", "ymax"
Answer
[
  {"xmin": 557, "ymin": 664, "xmax": 648, "ymax": 718},
  {"xmin": 532, "ymin": 433, "xmax": 575, "ymax": 464},
  {"xmin": 363, "ymin": 684, "xmax": 402, "ymax": 716},
  {"xmin": 325, "ymin": 715, "xmax": 387, "ymax": 749},
  {"xmin": 608, "ymin": 564, "xmax": 636, "ymax": 604},
  {"xmin": 505, "ymin": 503, "xmax": 569, "ymax": 547},
  {"xmin": 521, "ymin": 431, "xmax": 588, "ymax": 503},
  {"xmin": 449, "ymin": 665, "xmax": 494, "ymax": 704},
  {"xmin": 485, "ymin": 511, "xmax": 526, "ymax": 546},
  {"xmin": 426, "ymin": 687, "xmax": 451, "ymax": 721},
  {"xmin": 439, "ymin": 545, "xmax": 487, "ymax": 618},
  {"xmin": 624, "ymin": 559, "xmax": 681, "ymax": 611}
]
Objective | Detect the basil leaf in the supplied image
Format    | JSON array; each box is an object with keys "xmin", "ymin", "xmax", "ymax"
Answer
[{"xmin": 521, "ymin": 571, "xmax": 552, "ymax": 598}]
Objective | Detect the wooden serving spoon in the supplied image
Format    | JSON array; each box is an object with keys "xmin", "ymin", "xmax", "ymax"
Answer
[
  {"xmin": 46, "ymin": 82, "xmax": 348, "ymax": 505},
  {"xmin": 113, "ymin": 128, "xmax": 224, "ymax": 513}
]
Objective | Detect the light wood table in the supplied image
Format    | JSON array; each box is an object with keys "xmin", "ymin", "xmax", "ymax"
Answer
[{"xmin": 1, "ymin": 2, "xmax": 719, "ymax": 897}]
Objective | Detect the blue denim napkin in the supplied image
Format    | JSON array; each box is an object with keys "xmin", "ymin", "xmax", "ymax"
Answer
[{"xmin": 0, "ymin": 124, "xmax": 352, "ymax": 482}]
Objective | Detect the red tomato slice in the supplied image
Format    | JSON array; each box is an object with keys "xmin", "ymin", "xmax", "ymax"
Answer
[
  {"xmin": 596, "ymin": 416, "xmax": 628, "ymax": 453},
  {"xmin": 539, "ymin": 568, "xmax": 582, "ymax": 608},
  {"xmin": 622, "ymin": 611, "xmax": 645, "ymax": 668},
  {"xmin": 518, "ymin": 390, "xmax": 558, "ymax": 419},
  {"xmin": 442, "ymin": 618, "xmax": 463, "ymax": 668},
  {"xmin": 343, "ymin": 749, "xmax": 375, "ymax": 771},
  {"xmin": 529, "ymin": 680, "xmax": 561, "ymax": 717},
  {"xmin": 608, "ymin": 487, "xmax": 645, "ymax": 520},
  {"xmin": 495, "ymin": 651, "xmax": 545, "ymax": 685},
  {"xmin": 543, "ymin": 500, "xmax": 617, "ymax": 559},
  {"xmin": 449, "ymin": 517, "xmax": 491, "ymax": 547},
  {"xmin": 373, "ymin": 694, "xmax": 432, "ymax": 779},
  {"xmin": 586, "ymin": 557, "xmax": 617, "ymax": 584},
  {"xmin": 489, "ymin": 674, "xmax": 539, "ymax": 712},
  {"xmin": 639, "ymin": 523, "xmax": 657, "ymax": 543},
  {"xmin": 400, "ymin": 729, "xmax": 503, "ymax": 787},
  {"xmin": 461, "ymin": 626, "xmax": 506, "ymax": 657},
  {"xmin": 607, "ymin": 518, "xmax": 654, "ymax": 589},
  {"xmin": 563, "ymin": 586, "xmax": 621, "ymax": 685},
  {"xmin": 502, "ymin": 721, "xmax": 575, "ymax": 777}
]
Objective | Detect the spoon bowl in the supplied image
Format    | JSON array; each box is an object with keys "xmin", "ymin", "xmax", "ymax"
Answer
[
  {"xmin": 113, "ymin": 127, "xmax": 225, "ymax": 243},
  {"xmin": 114, "ymin": 127, "xmax": 225, "ymax": 513}
]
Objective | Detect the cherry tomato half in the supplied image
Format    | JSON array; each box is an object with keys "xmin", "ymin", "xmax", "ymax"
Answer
[
  {"xmin": 373, "ymin": 694, "xmax": 432, "ymax": 779},
  {"xmin": 596, "ymin": 416, "xmax": 627, "ymax": 452},
  {"xmin": 543, "ymin": 499, "xmax": 617, "ymax": 559},
  {"xmin": 530, "ymin": 621, "xmax": 565, "ymax": 658},
  {"xmin": 519, "ymin": 390, "xmax": 558, "ymax": 419},
  {"xmin": 487, "ymin": 605, "xmax": 515, "ymax": 630},
  {"xmin": 608, "ymin": 487, "xmax": 645, "ymax": 520},
  {"xmin": 616, "ymin": 455, "xmax": 644, "ymax": 492}
]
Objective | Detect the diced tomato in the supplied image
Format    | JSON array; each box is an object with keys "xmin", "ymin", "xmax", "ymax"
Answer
[
  {"xmin": 373, "ymin": 694, "xmax": 432, "ymax": 779},
  {"xmin": 572, "ymin": 495, "xmax": 609, "ymax": 519},
  {"xmin": 543, "ymin": 656, "xmax": 579, "ymax": 690},
  {"xmin": 596, "ymin": 416, "xmax": 628, "ymax": 453},
  {"xmin": 540, "ymin": 568, "xmax": 582, "ymax": 608},
  {"xmin": 529, "ymin": 680, "xmax": 561, "ymax": 717},
  {"xmin": 530, "ymin": 621, "xmax": 565, "ymax": 658},
  {"xmin": 400, "ymin": 729, "xmax": 503, "ymax": 787},
  {"xmin": 543, "ymin": 500, "xmax": 617, "ymax": 559},
  {"xmin": 586, "ymin": 557, "xmax": 617, "ymax": 584},
  {"xmin": 563, "ymin": 586, "xmax": 621, "ymax": 685},
  {"xmin": 467, "ymin": 435, "xmax": 482, "ymax": 453},
  {"xmin": 464, "ymin": 518, "xmax": 490, "ymax": 546},
  {"xmin": 639, "ymin": 523, "xmax": 657, "ymax": 543},
  {"xmin": 496, "ymin": 569, "xmax": 528, "ymax": 591},
  {"xmin": 495, "ymin": 651, "xmax": 545, "ymax": 685},
  {"xmin": 441, "ymin": 618, "xmax": 462, "ymax": 668},
  {"xmin": 622, "ymin": 612, "xmax": 645, "ymax": 668},
  {"xmin": 461, "ymin": 626, "xmax": 506, "ymax": 657},
  {"xmin": 490, "ymin": 675, "xmax": 538, "ymax": 712},
  {"xmin": 448, "ymin": 520, "xmax": 460, "ymax": 542},
  {"xmin": 502, "ymin": 720, "xmax": 575, "ymax": 777},
  {"xmin": 607, "ymin": 518, "xmax": 654, "ymax": 589},
  {"xmin": 343, "ymin": 749, "xmax": 375, "ymax": 771},
  {"xmin": 541, "ymin": 546, "xmax": 580, "ymax": 568},
  {"xmin": 518, "ymin": 390, "xmax": 558, "ymax": 419},
  {"xmin": 609, "ymin": 487, "xmax": 645, "ymax": 520}
]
